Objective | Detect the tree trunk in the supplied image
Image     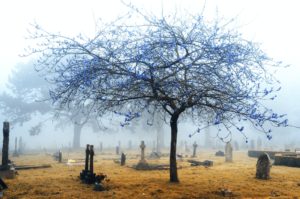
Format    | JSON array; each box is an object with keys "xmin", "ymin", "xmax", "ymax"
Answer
[
  {"xmin": 170, "ymin": 114, "xmax": 179, "ymax": 182},
  {"xmin": 73, "ymin": 123, "xmax": 82, "ymax": 149}
]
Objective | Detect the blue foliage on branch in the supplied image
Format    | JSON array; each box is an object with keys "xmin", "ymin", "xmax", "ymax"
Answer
[{"xmin": 27, "ymin": 7, "xmax": 289, "ymax": 142}]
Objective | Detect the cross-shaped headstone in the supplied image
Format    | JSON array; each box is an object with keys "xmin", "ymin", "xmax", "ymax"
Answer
[{"xmin": 140, "ymin": 140, "xmax": 146, "ymax": 162}]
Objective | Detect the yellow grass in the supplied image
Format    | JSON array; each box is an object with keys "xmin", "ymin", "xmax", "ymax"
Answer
[{"xmin": 4, "ymin": 150, "xmax": 300, "ymax": 198}]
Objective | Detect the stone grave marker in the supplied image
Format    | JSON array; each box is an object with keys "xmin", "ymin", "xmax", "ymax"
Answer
[
  {"xmin": 13, "ymin": 137, "xmax": 18, "ymax": 157},
  {"xmin": 121, "ymin": 153, "xmax": 126, "ymax": 166},
  {"xmin": 256, "ymin": 153, "xmax": 271, "ymax": 180},
  {"xmin": 116, "ymin": 146, "xmax": 120, "ymax": 155},
  {"xmin": 135, "ymin": 140, "xmax": 149, "ymax": 169},
  {"xmin": 225, "ymin": 142, "xmax": 233, "ymax": 162},
  {"xmin": 192, "ymin": 141, "xmax": 198, "ymax": 157}
]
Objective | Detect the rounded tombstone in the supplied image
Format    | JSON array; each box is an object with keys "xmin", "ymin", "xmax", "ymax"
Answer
[{"xmin": 256, "ymin": 153, "xmax": 271, "ymax": 180}]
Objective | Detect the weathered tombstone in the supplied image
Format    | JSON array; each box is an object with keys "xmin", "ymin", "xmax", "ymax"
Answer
[
  {"xmin": 2, "ymin": 122, "xmax": 10, "ymax": 168},
  {"xmin": 256, "ymin": 153, "xmax": 271, "ymax": 180},
  {"xmin": 225, "ymin": 142, "xmax": 233, "ymax": 162},
  {"xmin": 13, "ymin": 137, "xmax": 18, "ymax": 157},
  {"xmin": 233, "ymin": 141, "xmax": 239, "ymax": 151},
  {"xmin": 140, "ymin": 141, "xmax": 146, "ymax": 163},
  {"xmin": 135, "ymin": 140, "xmax": 149, "ymax": 169},
  {"xmin": 116, "ymin": 146, "xmax": 120, "ymax": 155},
  {"xmin": 257, "ymin": 137, "xmax": 262, "ymax": 150},
  {"xmin": 215, "ymin": 150, "xmax": 225, "ymax": 156},
  {"xmin": 121, "ymin": 153, "xmax": 126, "ymax": 166},
  {"xmin": 58, "ymin": 150, "xmax": 62, "ymax": 163},
  {"xmin": 192, "ymin": 141, "xmax": 198, "ymax": 157},
  {"xmin": 118, "ymin": 140, "xmax": 121, "ymax": 150},
  {"xmin": 89, "ymin": 145, "xmax": 94, "ymax": 175}
]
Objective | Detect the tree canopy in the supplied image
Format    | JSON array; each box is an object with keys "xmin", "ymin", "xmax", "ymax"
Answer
[{"xmin": 26, "ymin": 8, "xmax": 287, "ymax": 182}]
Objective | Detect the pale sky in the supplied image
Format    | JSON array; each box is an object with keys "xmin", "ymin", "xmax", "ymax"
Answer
[{"xmin": 0, "ymin": 0, "xmax": 300, "ymax": 128}]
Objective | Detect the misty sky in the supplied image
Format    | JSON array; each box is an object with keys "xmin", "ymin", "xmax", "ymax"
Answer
[{"xmin": 0, "ymin": 0, "xmax": 300, "ymax": 147}]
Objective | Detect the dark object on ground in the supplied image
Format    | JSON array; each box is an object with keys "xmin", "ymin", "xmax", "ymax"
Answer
[
  {"xmin": 215, "ymin": 188, "xmax": 233, "ymax": 197},
  {"xmin": 15, "ymin": 164, "xmax": 51, "ymax": 170},
  {"xmin": 188, "ymin": 160, "xmax": 213, "ymax": 167},
  {"xmin": 149, "ymin": 152, "xmax": 161, "ymax": 159},
  {"xmin": 0, "ymin": 178, "xmax": 8, "ymax": 190},
  {"xmin": 134, "ymin": 163, "xmax": 170, "ymax": 170},
  {"xmin": 215, "ymin": 150, "xmax": 225, "ymax": 157},
  {"xmin": 94, "ymin": 182, "xmax": 105, "ymax": 191},
  {"xmin": 121, "ymin": 153, "xmax": 126, "ymax": 166},
  {"xmin": 256, "ymin": 153, "xmax": 271, "ymax": 180}
]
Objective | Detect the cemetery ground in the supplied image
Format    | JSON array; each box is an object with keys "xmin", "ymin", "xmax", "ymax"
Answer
[{"xmin": 4, "ymin": 150, "xmax": 300, "ymax": 198}]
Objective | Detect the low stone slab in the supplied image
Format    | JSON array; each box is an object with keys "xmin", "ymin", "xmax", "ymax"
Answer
[
  {"xmin": 248, "ymin": 150, "xmax": 296, "ymax": 159},
  {"xmin": 0, "ymin": 169, "xmax": 16, "ymax": 179},
  {"xmin": 274, "ymin": 155, "xmax": 300, "ymax": 167},
  {"xmin": 188, "ymin": 160, "xmax": 213, "ymax": 167},
  {"xmin": 132, "ymin": 163, "xmax": 170, "ymax": 170}
]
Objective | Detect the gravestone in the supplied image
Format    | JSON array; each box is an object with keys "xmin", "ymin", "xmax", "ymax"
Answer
[
  {"xmin": 80, "ymin": 145, "xmax": 98, "ymax": 184},
  {"xmin": 192, "ymin": 142, "xmax": 198, "ymax": 157},
  {"xmin": 215, "ymin": 150, "xmax": 225, "ymax": 156},
  {"xmin": 135, "ymin": 140, "xmax": 149, "ymax": 169},
  {"xmin": 13, "ymin": 137, "xmax": 18, "ymax": 157},
  {"xmin": 121, "ymin": 153, "xmax": 126, "ymax": 166},
  {"xmin": 58, "ymin": 150, "xmax": 62, "ymax": 163},
  {"xmin": 256, "ymin": 153, "xmax": 271, "ymax": 180},
  {"xmin": 225, "ymin": 142, "xmax": 233, "ymax": 162},
  {"xmin": 89, "ymin": 145, "xmax": 94, "ymax": 175},
  {"xmin": 140, "ymin": 141, "xmax": 146, "ymax": 163},
  {"xmin": 116, "ymin": 146, "xmax": 120, "ymax": 155},
  {"xmin": 18, "ymin": 137, "xmax": 23, "ymax": 154}
]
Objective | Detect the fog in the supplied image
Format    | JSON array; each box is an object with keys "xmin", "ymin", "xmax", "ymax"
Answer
[{"xmin": 0, "ymin": 0, "xmax": 300, "ymax": 151}]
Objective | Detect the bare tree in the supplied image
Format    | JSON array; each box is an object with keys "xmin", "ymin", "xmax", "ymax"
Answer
[
  {"xmin": 0, "ymin": 63, "xmax": 101, "ymax": 148},
  {"xmin": 25, "ymin": 8, "xmax": 287, "ymax": 182}
]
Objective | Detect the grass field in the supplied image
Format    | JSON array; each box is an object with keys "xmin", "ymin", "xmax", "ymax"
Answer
[{"xmin": 4, "ymin": 150, "xmax": 300, "ymax": 198}]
